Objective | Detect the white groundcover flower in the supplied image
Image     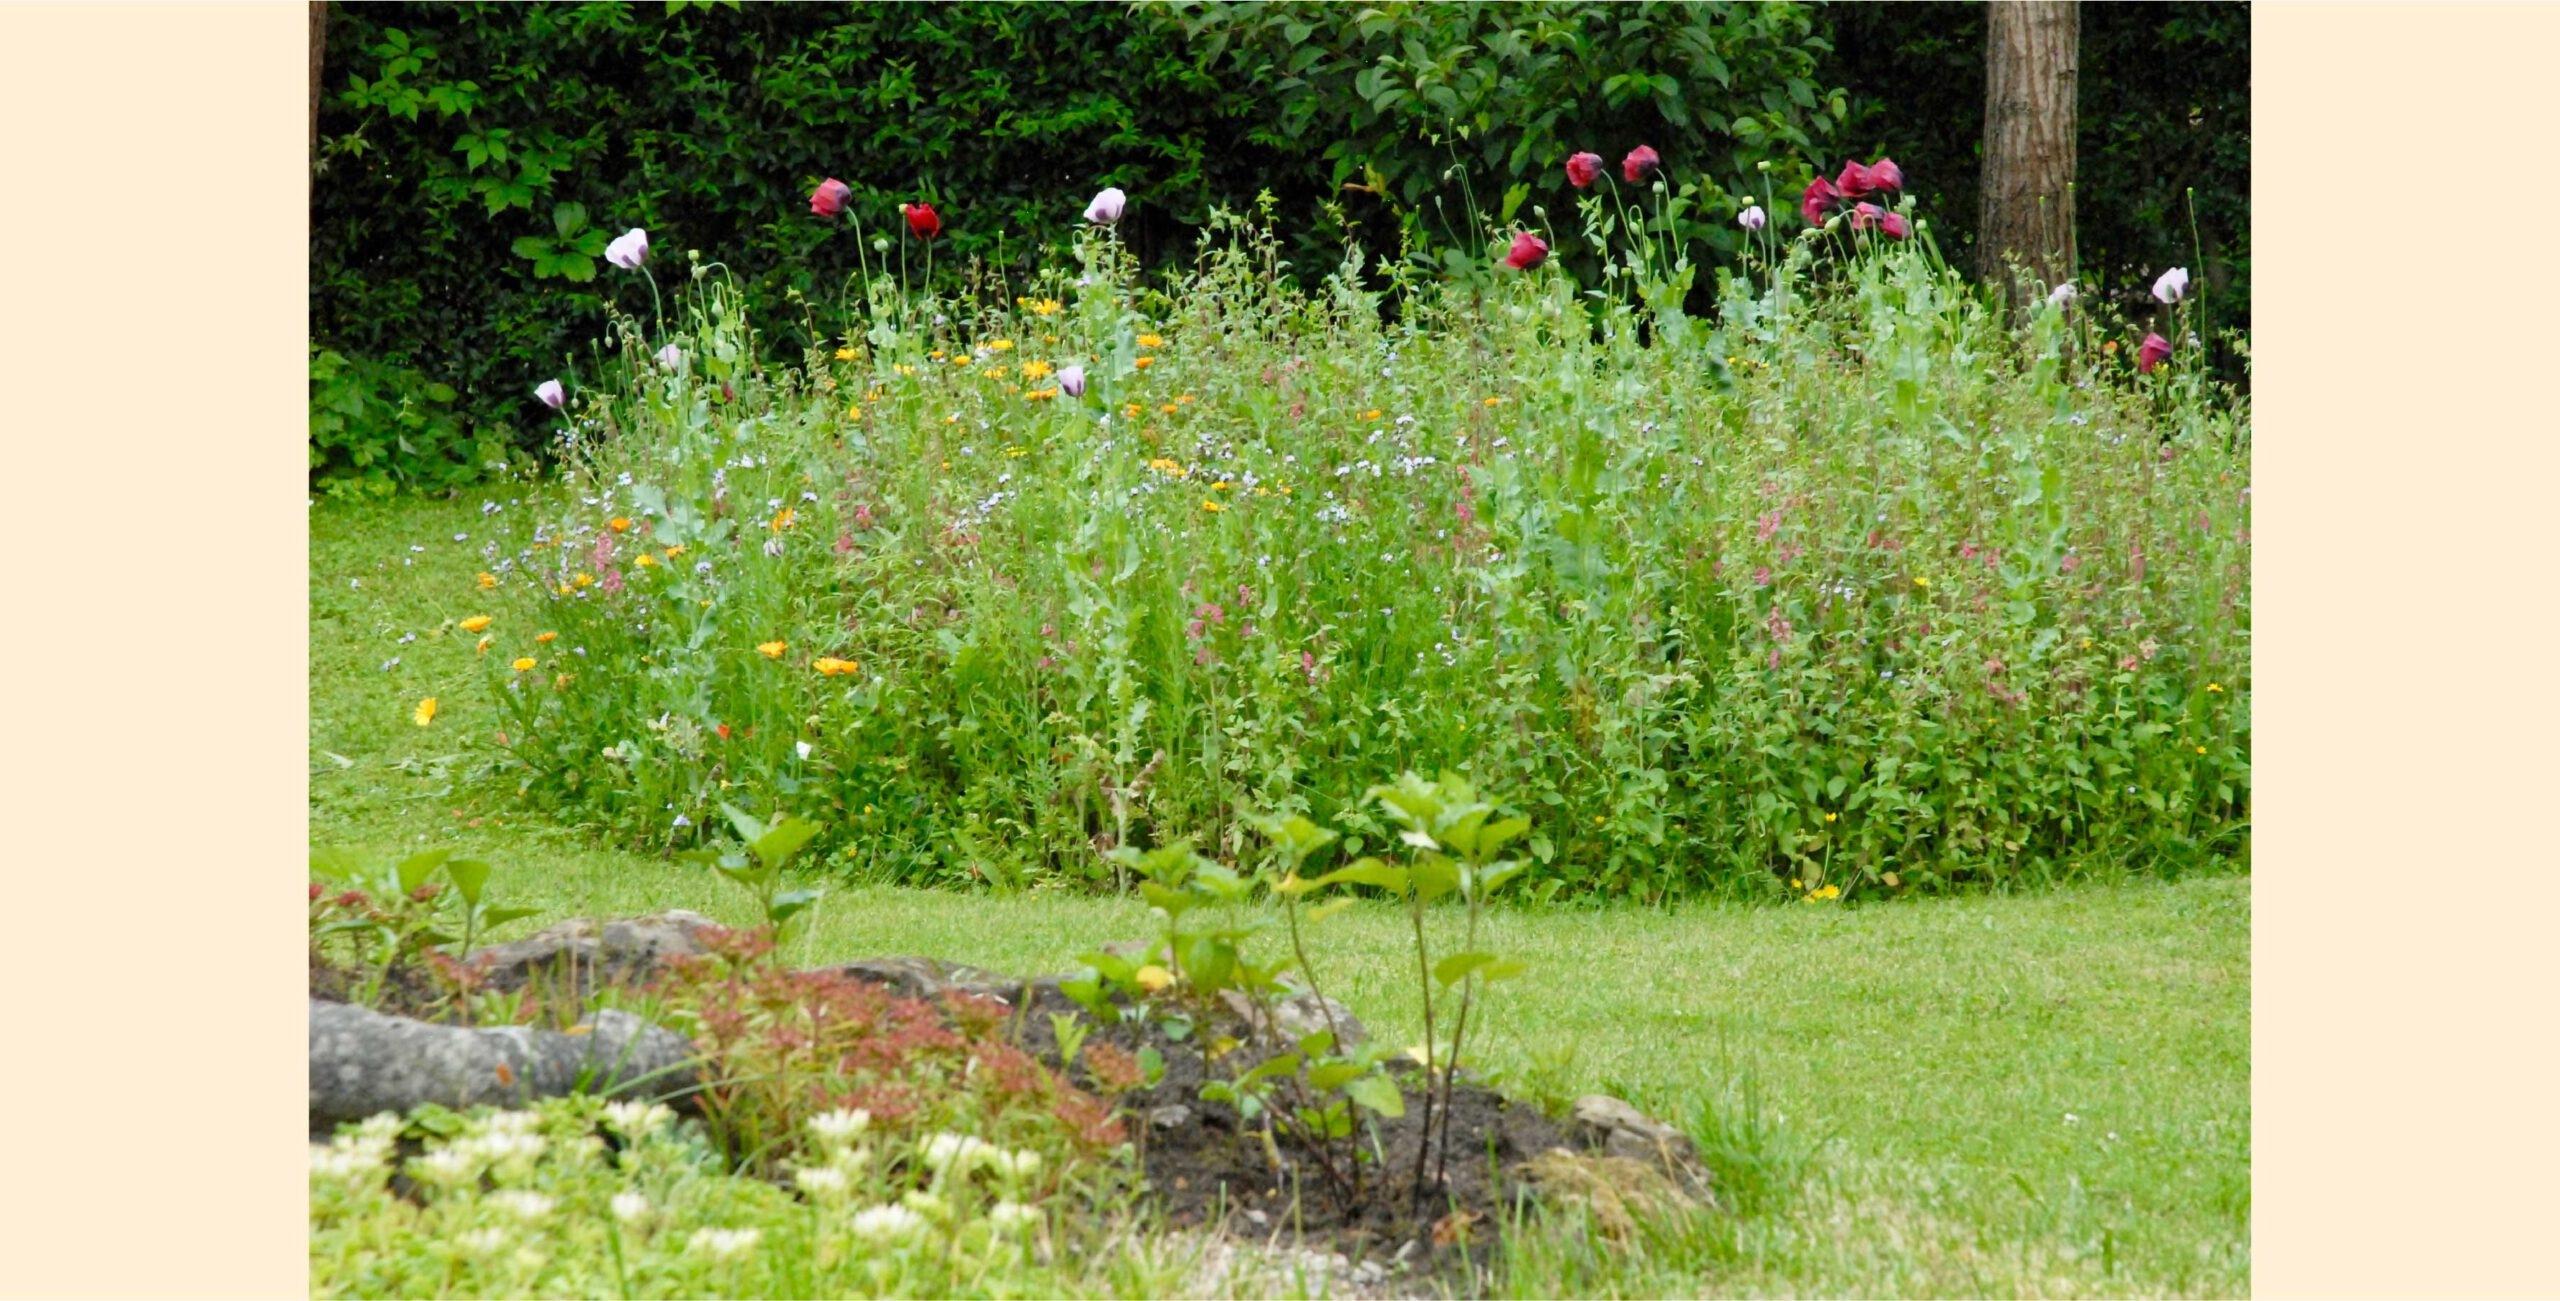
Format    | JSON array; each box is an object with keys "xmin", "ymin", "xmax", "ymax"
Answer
[
  {"xmin": 809, "ymin": 1108, "xmax": 872, "ymax": 1145},
  {"xmin": 687, "ymin": 1227, "xmax": 763, "ymax": 1260},
  {"xmin": 611, "ymin": 1192, "xmax": 652, "ymax": 1224},
  {"xmin": 851, "ymin": 1203, "xmax": 927, "ymax": 1244}
]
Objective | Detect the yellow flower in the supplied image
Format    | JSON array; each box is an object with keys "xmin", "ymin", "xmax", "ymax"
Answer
[
  {"xmin": 1159, "ymin": 404, "xmax": 1179, "ymax": 415},
  {"xmin": 1134, "ymin": 965, "xmax": 1175, "ymax": 992},
  {"xmin": 1147, "ymin": 457, "xmax": 1182, "ymax": 475},
  {"xmin": 771, "ymin": 506, "xmax": 795, "ymax": 532},
  {"xmin": 573, "ymin": 572, "xmax": 595, "ymax": 589},
  {"xmin": 1912, "ymin": 576, "xmax": 1929, "ymax": 588},
  {"xmin": 1361, "ymin": 409, "xmax": 1382, "ymax": 421},
  {"xmin": 1123, "ymin": 403, "xmax": 1143, "ymax": 418},
  {"xmin": 847, "ymin": 404, "xmax": 863, "ymax": 421},
  {"xmin": 1790, "ymin": 878, "xmax": 1803, "ymax": 889},
  {"xmin": 2206, "ymin": 683, "xmax": 2224, "ymax": 693},
  {"xmin": 952, "ymin": 354, "xmax": 976, "ymax": 367},
  {"xmin": 412, "ymin": 697, "xmax": 437, "ymax": 727},
  {"xmin": 1027, "ymin": 298, "xmax": 1063, "ymax": 316},
  {"xmin": 1817, "ymin": 884, "xmax": 1841, "ymax": 900},
  {"xmin": 536, "ymin": 631, "xmax": 558, "ymax": 644},
  {"xmin": 636, "ymin": 552, "xmax": 658, "ymax": 568},
  {"xmin": 512, "ymin": 657, "xmax": 537, "ymax": 673},
  {"xmin": 834, "ymin": 346, "xmax": 859, "ymax": 361},
  {"xmin": 2196, "ymin": 745, "xmax": 2208, "ymax": 755},
  {"xmin": 1210, "ymin": 481, "xmax": 1231, "ymax": 491},
  {"xmin": 894, "ymin": 364, "xmax": 916, "ymax": 377},
  {"xmin": 1137, "ymin": 333, "xmax": 1164, "ymax": 348},
  {"xmin": 1483, "ymin": 396, "xmax": 1503, "ymax": 407},
  {"xmin": 757, "ymin": 641, "xmax": 787, "ymax": 659},
  {"xmin": 1027, "ymin": 387, "xmax": 1059, "ymax": 400},
  {"xmin": 608, "ymin": 517, "xmax": 632, "ymax": 533},
  {"xmin": 987, "ymin": 339, "xmax": 1015, "ymax": 352},
  {"xmin": 664, "ymin": 544, "xmax": 687, "ymax": 558},
  {"xmin": 476, "ymin": 635, "xmax": 493, "ymax": 656},
  {"xmin": 813, "ymin": 657, "xmax": 857, "ymax": 676},
  {"xmin": 1824, "ymin": 812, "xmax": 1838, "ymax": 823},
  {"xmin": 477, "ymin": 572, "xmax": 497, "ymax": 590},
  {"xmin": 1201, "ymin": 500, "xmax": 1227, "ymax": 513},
  {"xmin": 1176, "ymin": 394, "xmax": 1195, "ymax": 405},
  {"xmin": 1020, "ymin": 359, "xmax": 1053, "ymax": 380},
  {"xmin": 459, "ymin": 615, "xmax": 493, "ymax": 633}
]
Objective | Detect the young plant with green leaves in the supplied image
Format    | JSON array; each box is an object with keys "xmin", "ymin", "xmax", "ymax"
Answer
[
  {"xmin": 310, "ymin": 845, "xmax": 537, "ymax": 1010},
  {"xmin": 679, "ymin": 805, "xmax": 826, "ymax": 937}
]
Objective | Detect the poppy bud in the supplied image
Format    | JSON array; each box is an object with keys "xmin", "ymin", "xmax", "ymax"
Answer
[
  {"xmin": 1056, "ymin": 365, "xmax": 1085, "ymax": 398},
  {"xmin": 1868, "ymin": 158, "xmax": 1905, "ymax": 194},
  {"xmin": 536, "ymin": 379, "xmax": 565, "ymax": 409},
  {"xmin": 1502, "ymin": 230, "xmax": 1550, "ymax": 270},
  {"xmin": 1621, "ymin": 145, "xmax": 1661, "ymax": 183},
  {"xmin": 1738, "ymin": 205, "xmax": 1767, "ymax": 231},
  {"xmin": 1084, "ymin": 187, "xmax": 1126, "ymax": 226},
  {"xmin": 902, "ymin": 202, "xmax": 941, "ymax": 239},
  {"xmin": 1564, "ymin": 152, "xmax": 1603, "ymax": 188},
  {"xmin": 810, "ymin": 178, "xmax": 852, "ymax": 218}
]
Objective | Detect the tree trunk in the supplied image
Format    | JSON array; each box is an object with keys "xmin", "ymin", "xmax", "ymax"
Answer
[
  {"xmin": 309, "ymin": 1, "xmax": 327, "ymax": 164},
  {"xmin": 1977, "ymin": 0, "xmax": 2078, "ymax": 312}
]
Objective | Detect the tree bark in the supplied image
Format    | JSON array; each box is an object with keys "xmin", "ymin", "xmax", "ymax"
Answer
[
  {"xmin": 309, "ymin": 1, "xmax": 327, "ymax": 164},
  {"xmin": 1977, "ymin": 0, "xmax": 2078, "ymax": 312}
]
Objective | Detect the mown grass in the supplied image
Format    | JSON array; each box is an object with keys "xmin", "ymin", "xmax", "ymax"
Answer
[{"xmin": 314, "ymin": 491, "xmax": 2248, "ymax": 1297}]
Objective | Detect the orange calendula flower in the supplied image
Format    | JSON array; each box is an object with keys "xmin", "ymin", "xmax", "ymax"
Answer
[
  {"xmin": 476, "ymin": 635, "xmax": 493, "ymax": 656},
  {"xmin": 459, "ymin": 615, "xmax": 493, "ymax": 633},
  {"xmin": 1483, "ymin": 396, "xmax": 1504, "ymax": 407},
  {"xmin": 1201, "ymin": 500, "xmax": 1227, "ymax": 513},
  {"xmin": 535, "ymin": 631, "xmax": 558, "ymax": 644},
  {"xmin": 1133, "ymin": 356, "xmax": 1155, "ymax": 369},
  {"xmin": 477, "ymin": 572, "xmax": 497, "ymax": 590},
  {"xmin": 664, "ymin": 545, "xmax": 686, "ymax": 559},
  {"xmin": 1027, "ymin": 387, "xmax": 1059, "ymax": 401},
  {"xmin": 757, "ymin": 641, "xmax": 787, "ymax": 659},
  {"xmin": 813, "ymin": 657, "xmax": 858, "ymax": 676},
  {"xmin": 413, "ymin": 697, "xmax": 437, "ymax": 727},
  {"xmin": 1362, "ymin": 409, "xmax": 1382, "ymax": 421},
  {"xmin": 608, "ymin": 517, "xmax": 632, "ymax": 533},
  {"xmin": 1137, "ymin": 334, "xmax": 1164, "ymax": 348},
  {"xmin": 1175, "ymin": 394, "xmax": 1195, "ymax": 405},
  {"xmin": 1122, "ymin": 403, "xmax": 1143, "ymax": 418},
  {"xmin": 512, "ymin": 657, "xmax": 537, "ymax": 673},
  {"xmin": 1159, "ymin": 404, "xmax": 1179, "ymax": 415},
  {"xmin": 1147, "ymin": 458, "xmax": 1182, "ymax": 475},
  {"xmin": 771, "ymin": 506, "xmax": 795, "ymax": 532}
]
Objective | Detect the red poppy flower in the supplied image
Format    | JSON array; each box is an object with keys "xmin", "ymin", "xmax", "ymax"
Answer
[
  {"xmin": 1835, "ymin": 160, "xmax": 1876, "ymax": 200},
  {"xmin": 902, "ymin": 202, "xmax": 941, "ymax": 239},
  {"xmin": 2138, "ymin": 332, "xmax": 2173, "ymax": 374},
  {"xmin": 810, "ymin": 178, "xmax": 852, "ymax": 218},
  {"xmin": 1503, "ymin": 230, "xmax": 1550, "ymax": 270},
  {"xmin": 1802, "ymin": 176, "xmax": 1841, "ymax": 226},
  {"xmin": 1868, "ymin": 157, "xmax": 1905, "ymax": 194},
  {"xmin": 716, "ymin": 722, "xmax": 732, "ymax": 741},
  {"xmin": 1621, "ymin": 145, "xmax": 1662, "ymax": 183},
  {"xmin": 1564, "ymin": 152, "xmax": 1603, "ymax": 188}
]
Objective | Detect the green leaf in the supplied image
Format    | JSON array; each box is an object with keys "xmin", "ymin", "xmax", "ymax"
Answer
[
  {"xmin": 1308, "ymin": 1061, "xmax": 1365, "ymax": 1091},
  {"xmin": 1480, "ymin": 959, "xmax": 1529, "ymax": 983},
  {"xmin": 1345, "ymin": 1074, "xmax": 1405, "ymax": 1118},
  {"xmin": 443, "ymin": 858, "xmax": 491, "ymax": 907},
  {"xmin": 1238, "ymin": 1053, "xmax": 1302, "ymax": 1086},
  {"xmin": 768, "ymin": 888, "xmax": 824, "ymax": 924},
  {"xmin": 395, "ymin": 848, "xmax": 453, "ymax": 894},
  {"xmin": 477, "ymin": 906, "xmax": 539, "ymax": 929},
  {"xmin": 750, "ymin": 817, "xmax": 820, "ymax": 870},
  {"xmin": 1138, "ymin": 882, "xmax": 1193, "ymax": 916},
  {"xmin": 310, "ymin": 847, "xmax": 368, "ymax": 884},
  {"xmin": 1310, "ymin": 858, "xmax": 1406, "ymax": 894},
  {"xmin": 720, "ymin": 802, "xmax": 767, "ymax": 845},
  {"xmin": 1296, "ymin": 1030, "xmax": 1337, "ymax": 1058},
  {"xmin": 1433, "ymin": 952, "xmax": 1500, "ymax": 987},
  {"xmin": 1305, "ymin": 898, "xmax": 1356, "ymax": 925}
]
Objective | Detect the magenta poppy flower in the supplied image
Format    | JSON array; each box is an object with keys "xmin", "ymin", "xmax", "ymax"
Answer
[
  {"xmin": 1503, "ymin": 230, "xmax": 1550, "ymax": 270},
  {"xmin": 2138, "ymin": 332, "xmax": 2172, "ymax": 374},
  {"xmin": 1802, "ymin": 176, "xmax": 1841, "ymax": 226},
  {"xmin": 1836, "ymin": 160, "xmax": 1875, "ymax": 200},
  {"xmin": 1565, "ymin": 152, "xmax": 1603, "ymax": 188},
  {"xmin": 810, "ymin": 178, "xmax": 852, "ymax": 218},
  {"xmin": 1622, "ymin": 145, "xmax": 1661, "ymax": 183},
  {"xmin": 902, "ymin": 202, "xmax": 941, "ymax": 240},
  {"xmin": 1868, "ymin": 158, "xmax": 1905, "ymax": 194}
]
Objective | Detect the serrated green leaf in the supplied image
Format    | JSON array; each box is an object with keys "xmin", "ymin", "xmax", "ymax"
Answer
[{"xmin": 1346, "ymin": 1074, "xmax": 1405, "ymax": 1117}]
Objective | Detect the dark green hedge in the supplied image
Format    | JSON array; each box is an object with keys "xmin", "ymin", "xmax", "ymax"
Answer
[{"xmin": 310, "ymin": 0, "xmax": 2247, "ymax": 494}]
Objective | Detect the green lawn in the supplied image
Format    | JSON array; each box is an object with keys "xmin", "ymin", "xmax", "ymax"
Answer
[{"xmin": 314, "ymin": 493, "xmax": 2249, "ymax": 1297}]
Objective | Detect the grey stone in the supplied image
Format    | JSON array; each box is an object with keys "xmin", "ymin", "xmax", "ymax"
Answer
[
  {"xmin": 1215, "ymin": 986, "xmax": 1369, "ymax": 1051},
  {"xmin": 309, "ymin": 999, "xmax": 697, "ymax": 1126},
  {"xmin": 830, "ymin": 956, "xmax": 1033, "ymax": 1002},
  {"xmin": 1148, "ymin": 1104, "xmax": 1195, "ymax": 1130},
  {"xmin": 1572, "ymin": 1093, "xmax": 1703, "ymax": 1169},
  {"xmin": 467, "ymin": 910, "xmax": 718, "ymax": 994}
]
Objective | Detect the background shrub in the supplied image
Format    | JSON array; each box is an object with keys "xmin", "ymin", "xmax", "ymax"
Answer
[{"xmin": 312, "ymin": 1, "xmax": 2248, "ymax": 485}]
